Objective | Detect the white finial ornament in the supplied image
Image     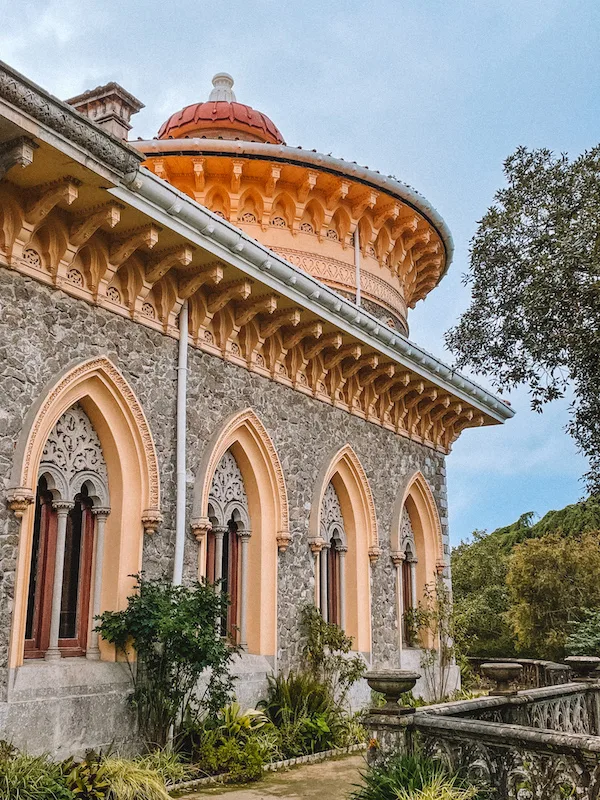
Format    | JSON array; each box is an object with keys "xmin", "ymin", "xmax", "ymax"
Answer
[{"xmin": 209, "ymin": 73, "xmax": 236, "ymax": 102}]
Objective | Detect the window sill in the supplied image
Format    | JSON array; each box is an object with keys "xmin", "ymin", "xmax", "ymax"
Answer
[{"xmin": 8, "ymin": 657, "xmax": 131, "ymax": 703}]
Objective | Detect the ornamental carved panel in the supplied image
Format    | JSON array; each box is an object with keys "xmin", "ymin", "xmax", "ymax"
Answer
[
  {"xmin": 208, "ymin": 449, "xmax": 249, "ymax": 528},
  {"xmin": 39, "ymin": 403, "xmax": 108, "ymax": 503},
  {"xmin": 400, "ymin": 508, "xmax": 415, "ymax": 555},
  {"xmin": 320, "ymin": 481, "xmax": 345, "ymax": 543}
]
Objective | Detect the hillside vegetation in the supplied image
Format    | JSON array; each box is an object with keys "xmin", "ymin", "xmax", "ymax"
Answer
[{"xmin": 452, "ymin": 497, "xmax": 600, "ymax": 660}]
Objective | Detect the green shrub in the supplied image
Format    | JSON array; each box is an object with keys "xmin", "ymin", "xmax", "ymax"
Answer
[
  {"xmin": 62, "ymin": 753, "xmax": 110, "ymax": 798},
  {"xmin": 135, "ymin": 749, "xmax": 188, "ymax": 785},
  {"xmin": 351, "ymin": 753, "xmax": 483, "ymax": 800},
  {"xmin": 99, "ymin": 757, "xmax": 170, "ymax": 800},
  {"xmin": 95, "ymin": 575, "xmax": 236, "ymax": 747},
  {"xmin": 0, "ymin": 752, "xmax": 74, "ymax": 800}
]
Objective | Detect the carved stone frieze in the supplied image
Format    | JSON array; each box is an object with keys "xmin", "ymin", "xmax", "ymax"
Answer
[
  {"xmin": 320, "ymin": 481, "xmax": 345, "ymax": 544},
  {"xmin": 208, "ymin": 449, "xmax": 249, "ymax": 529}
]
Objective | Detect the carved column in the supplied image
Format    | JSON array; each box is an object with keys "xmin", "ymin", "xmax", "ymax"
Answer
[
  {"xmin": 409, "ymin": 557, "xmax": 418, "ymax": 610},
  {"xmin": 213, "ymin": 526, "xmax": 227, "ymax": 590},
  {"xmin": 391, "ymin": 550, "xmax": 406, "ymax": 654},
  {"xmin": 338, "ymin": 544, "xmax": 348, "ymax": 631},
  {"xmin": 320, "ymin": 542, "xmax": 330, "ymax": 622},
  {"xmin": 45, "ymin": 501, "xmax": 74, "ymax": 661},
  {"xmin": 86, "ymin": 507, "xmax": 111, "ymax": 660},
  {"xmin": 191, "ymin": 517, "xmax": 212, "ymax": 580},
  {"xmin": 309, "ymin": 538, "xmax": 324, "ymax": 606},
  {"xmin": 238, "ymin": 530, "xmax": 251, "ymax": 649}
]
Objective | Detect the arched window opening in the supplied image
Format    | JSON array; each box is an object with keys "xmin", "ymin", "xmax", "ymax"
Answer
[
  {"xmin": 206, "ymin": 450, "xmax": 250, "ymax": 647},
  {"xmin": 399, "ymin": 508, "xmax": 419, "ymax": 647},
  {"xmin": 23, "ymin": 404, "xmax": 109, "ymax": 661},
  {"xmin": 319, "ymin": 482, "xmax": 347, "ymax": 629}
]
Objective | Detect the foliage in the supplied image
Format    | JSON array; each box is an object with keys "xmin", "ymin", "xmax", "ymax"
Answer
[
  {"xmin": 507, "ymin": 531, "xmax": 600, "ymax": 659},
  {"xmin": 97, "ymin": 758, "xmax": 170, "ymax": 800},
  {"xmin": 62, "ymin": 754, "xmax": 110, "ymax": 799},
  {"xmin": 180, "ymin": 703, "xmax": 279, "ymax": 783},
  {"xmin": 451, "ymin": 499, "xmax": 600, "ymax": 659},
  {"xmin": 566, "ymin": 609, "xmax": 600, "ymax": 656},
  {"xmin": 445, "ymin": 144, "xmax": 600, "ymax": 492},
  {"xmin": 409, "ymin": 576, "xmax": 459, "ymax": 702},
  {"xmin": 299, "ymin": 604, "xmax": 365, "ymax": 704},
  {"xmin": 135, "ymin": 750, "xmax": 188, "ymax": 785},
  {"xmin": 258, "ymin": 671, "xmax": 344, "ymax": 756},
  {"xmin": 0, "ymin": 752, "xmax": 74, "ymax": 800},
  {"xmin": 95, "ymin": 575, "xmax": 236, "ymax": 747},
  {"xmin": 351, "ymin": 753, "xmax": 482, "ymax": 800}
]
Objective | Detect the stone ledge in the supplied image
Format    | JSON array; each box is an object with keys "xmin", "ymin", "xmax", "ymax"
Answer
[{"xmin": 167, "ymin": 743, "xmax": 367, "ymax": 793}]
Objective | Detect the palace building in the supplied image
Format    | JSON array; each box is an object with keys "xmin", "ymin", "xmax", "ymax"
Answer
[{"xmin": 0, "ymin": 63, "xmax": 513, "ymax": 755}]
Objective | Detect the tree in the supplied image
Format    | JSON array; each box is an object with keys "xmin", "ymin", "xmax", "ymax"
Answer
[
  {"xmin": 96, "ymin": 576, "xmax": 237, "ymax": 748},
  {"xmin": 507, "ymin": 531, "xmax": 600, "ymax": 660},
  {"xmin": 445, "ymin": 145, "xmax": 600, "ymax": 491}
]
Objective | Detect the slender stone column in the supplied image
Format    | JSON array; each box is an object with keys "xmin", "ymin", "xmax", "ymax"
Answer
[
  {"xmin": 86, "ymin": 507, "xmax": 111, "ymax": 660},
  {"xmin": 338, "ymin": 544, "xmax": 348, "ymax": 630},
  {"xmin": 320, "ymin": 543, "xmax": 330, "ymax": 622},
  {"xmin": 238, "ymin": 530, "xmax": 251, "ymax": 649},
  {"xmin": 409, "ymin": 558, "xmax": 418, "ymax": 610},
  {"xmin": 213, "ymin": 526, "xmax": 227, "ymax": 590},
  {"xmin": 45, "ymin": 501, "xmax": 74, "ymax": 661},
  {"xmin": 391, "ymin": 551, "xmax": 406, "ymax": 654}
]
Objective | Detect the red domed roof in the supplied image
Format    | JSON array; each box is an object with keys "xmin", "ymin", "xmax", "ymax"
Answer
[{"xmin": 157, "ymin": 73, "xmax": 285, "ymax": 144}]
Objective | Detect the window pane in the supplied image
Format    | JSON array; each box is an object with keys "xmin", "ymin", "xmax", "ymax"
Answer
[{"xmin": 59, "ymin": 503, "xmax": 84, "ymax": 639}]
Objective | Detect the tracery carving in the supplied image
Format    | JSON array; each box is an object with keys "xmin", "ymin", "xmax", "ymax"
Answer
[
  {"xmin": 400, "ymin": 508, "xmax": 416, "ymax": 557},
  {"xmin": 23, "ymin": 248, "xmax": 42, "ymax": 268},
  {"xmin": 39, "ymin": 403, "xmax": 108, "ymax": 503},
  {"xmin": 66, "ymin": 268, "xmax": 84, "ymax": 287},
  {"xmin": 208, "ymin": 449, "xmax": 249, "ymax": 529},
  {"xmin": 320, "ymin": 482, "xmax": 345, "ymax": 544},
  {"xmin": 106, "ymin": 286, "xmax": 121, "ymax": 303}
]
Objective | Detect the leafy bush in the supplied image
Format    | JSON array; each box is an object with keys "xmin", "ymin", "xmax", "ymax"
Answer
[
  {"xmin": 300, "ymin": 605, "xmax": 365, "ymax": 704},
  {"xmin": 180, "ymin": 703, "xmax": 279, "ymax": 783},
  {"xmin": 95, "ymin": 575, "xmax": 236, "ymax": 747},
  {"xmin": 0, "ymin": 752, "xmax": 74, "ymax": 800},
  {"xmin": 566, "ymin": 609, "xmax": 600, "ymax": 656},
  {"xmin": 135, "ymin": 749, "xmax": 188, "ymax": 785},
  {"xmin": 62, "ymin": 753, "xmax": 110, "ymax": 798},
  {"xmin": 351, "ymin": 753, "xmax": 481, "ymax": 800}
]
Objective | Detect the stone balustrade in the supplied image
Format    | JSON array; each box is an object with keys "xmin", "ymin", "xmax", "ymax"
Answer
[
  {"xmin": 365, "ymin": 672, "xmax": 600, "ymax": 798},
  {"xmin": 467, "ymin": 656, "xmax": 571, "ymax": 689}
]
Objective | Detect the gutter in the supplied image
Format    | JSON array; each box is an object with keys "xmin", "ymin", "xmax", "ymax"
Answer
[
  {"xmin": 136, "ymin": 138, "xmax": 455, "ymax": 281},
  {"xmin": 111, "ymin": 167, "xmax": 513, "ymax": 424}
]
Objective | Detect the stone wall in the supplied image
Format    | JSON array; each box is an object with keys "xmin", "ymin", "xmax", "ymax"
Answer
[{"xmin": 0, "ymin": 267, "xmax": 450, "ymax": 750}]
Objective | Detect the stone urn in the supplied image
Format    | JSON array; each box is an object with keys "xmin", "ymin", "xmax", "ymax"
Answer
[
  {"xmin": 481, "ymin": 662, "xmax": 522, "ymax": 696},
  {"xmin": 364, "ymin": 670, "xmax": 421, "ymax": 714},
  {"xmin": 564, "ymin": 656, "xmax": 600, "ymax": 682}
]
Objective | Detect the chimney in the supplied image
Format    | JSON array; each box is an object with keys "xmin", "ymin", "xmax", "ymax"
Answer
[{"xmin": 66, "ymin": 82, "xmax": 144, "ymax": 141}]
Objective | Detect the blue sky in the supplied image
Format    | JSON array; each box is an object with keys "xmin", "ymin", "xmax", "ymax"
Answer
[{"xmin": 2, "ymin": 0, "xmax": 597, "ymax": 544}]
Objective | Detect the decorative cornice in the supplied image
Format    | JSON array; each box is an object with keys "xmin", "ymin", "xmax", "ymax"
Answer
[{"xmin": 0, "ymin": 60, "xmax": 143, "ymax": 175}]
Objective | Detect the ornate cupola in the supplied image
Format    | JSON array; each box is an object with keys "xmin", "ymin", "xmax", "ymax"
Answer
[{"xmin": 135, "ymin": 74, "xmax": 452, "ymax": 336}]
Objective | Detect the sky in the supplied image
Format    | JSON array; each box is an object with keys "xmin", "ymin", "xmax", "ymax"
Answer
[{"xmin": 2, "ymin": 0, "xmax": 598, "ymax": 544}]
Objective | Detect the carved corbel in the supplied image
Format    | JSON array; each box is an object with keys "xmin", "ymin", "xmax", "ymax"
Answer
[
  {"xmin": 69, "ymin": 203, "xmax": 122, "ymax": 249},
  {"xmin": 24, "ymin": 178, "xmax": 79, "ymax": 229},
  {"xmin": 146, "ymin": 245, "xmax": 194, "ymax": 284},
  {"xmin": 342, "ymin": 353, "xmax": 378, "ymax": 380},
  {"xmin": 359, "ymin": 362, "xmax": 395, "ymax": 388},
  {"xmin": 259, "ymin": 308, "xmax": 302, "ymax": 340},
  {"xmin": 373, "ymin": 202, "xmax": 400, "ymax": 229},
  {"xmin": 297, "ymin": 170, "xmax": 318, "ymax": 203},
  {"xmin": 6, "ymin": 487, "xmax": 34, "ymax": 519},
  {"xmin": 391, "ymin": 213, "xmax": 419, "ymax": 240},
  {"xmin": 323, "ymin": 343, "xmax": 361, "ymax": 370},
  {"xmin": 0, "ymin": 136, "xmax": 38, "ymax": 179},
  {"xmin": 207, "ymin": 279, "xmax": 253, "ymax": 315},
  {"xmin": 191, "ymin": 158, "xmax": 206, "ymax": 192},
  {"xmin": 391, "ymin": 550, "xmax": 406, "ymax": 568},
  {"xmin": 277, "ymin": 530, "xmax": 292, "ymax": 552},
  {"xmin": 231, "ymin": 160, "xmax": 244, "ymax": 193},
  {"xmin": 282, "ymin": 321, "xmax": 323, "ymax": 351},
  {"xmin": 142, "ymin": 507, "xmax": 163, "ymax": 535},
  {"xmin": 190, "ymin": 516, "xmax": 212, "ymax": 542},
  {"xmin": 326, "ymin": 179, "xmax": 350, "ymax": 209},
  {"xmin": 368, "ymin": 545, "xmax": 382, "ymax": 564},
  {"xmin": 265, "ymin": 165, "xmax": 281, "ymax": 197},
  {"xmin": 235, "ymin": 293, "xmax": 279, "ymax": 328},
  {"xmin": 309, "ymin": 536, "xmax": 325, "ymax": 554},
  {"xmin": 304, "ymin": 332, "xmax": 343, "ymax": 361},
  {"xmin": 152, "ymin": 159, "xmax": 169, "ymax": 181},
  {"xmin": 351, "ymin": 189, "xmax": 377, "ymax": 218},
  {"xmin": 109, "ymin": 225, "xmax": 160, "ymax": 269},
  {"xmin": 179, "ymin": 262, "xmax": 224, "ymax": 300}
]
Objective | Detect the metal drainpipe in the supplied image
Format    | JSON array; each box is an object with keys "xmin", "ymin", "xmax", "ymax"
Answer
[
  {"xmin": 172, "ymin": 299, "xmax": 188, "ymax": 585},
  {"xmin": 354, "ymin": 226, "xmax": 361, "ymax": 307}
]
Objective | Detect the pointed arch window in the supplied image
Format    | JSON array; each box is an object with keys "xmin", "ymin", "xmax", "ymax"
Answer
[
  {"xmin": 206, "ymin": 449, "xmax": 251, "ymax": 647},
  {"xmin": 398, "ymin": 508, "xmax": 418, "ymax": 646},
  {"xmin": 319, "ymin": 482, "xmax": 347, "ymax": 628},
  {"xmin": 24, "ymin": 404, "xmax": 110, "ymax": 660}
]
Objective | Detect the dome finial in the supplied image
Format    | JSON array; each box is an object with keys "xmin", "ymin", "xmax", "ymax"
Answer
[{"xmin": 209, "ymin": 73, "xmax": 236, "ymax": 102}]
